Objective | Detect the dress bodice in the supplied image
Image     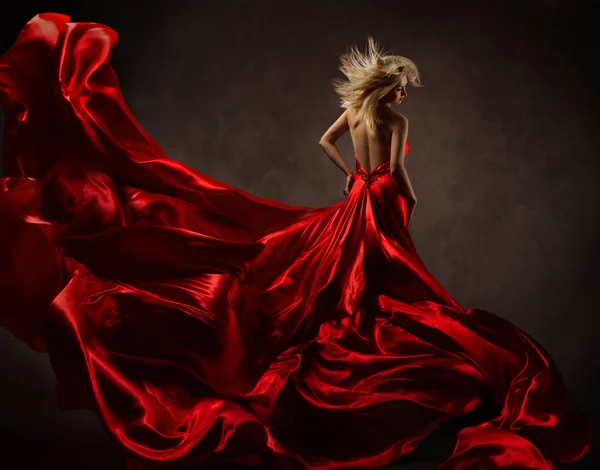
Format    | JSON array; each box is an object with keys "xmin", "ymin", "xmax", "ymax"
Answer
[{"xmin": 354, "ymin": 140, "xmax": 411, "ymax": 188}]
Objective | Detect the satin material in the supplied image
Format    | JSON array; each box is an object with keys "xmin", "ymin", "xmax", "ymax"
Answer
[{"xmin": 0, "ymin": 14, "xmax": 591, "ymax": 469}]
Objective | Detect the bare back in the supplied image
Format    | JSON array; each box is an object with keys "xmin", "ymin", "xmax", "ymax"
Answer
[{"xmin": 347, "ymin": 107, "xmax": 405, "ymax": 173}]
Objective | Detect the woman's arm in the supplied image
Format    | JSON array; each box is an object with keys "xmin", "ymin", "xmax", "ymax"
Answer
[
  {"xmin": 389, "ymin": 115, "xmax": 417, "ymax": 217},
  {"xmin": 319, "ymin": 110, "xmax": 353, "ymax": 176}
]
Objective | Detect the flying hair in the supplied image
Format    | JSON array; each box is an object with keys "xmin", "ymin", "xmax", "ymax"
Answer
[{"xmin": 332, "ymin": 37, "xmax": 422, "ymax": 131}]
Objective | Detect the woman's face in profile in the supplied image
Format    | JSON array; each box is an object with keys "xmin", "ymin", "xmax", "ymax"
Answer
[{"xmin": 383, "ymin": 74, "xmax": 408, "ymax": 105}]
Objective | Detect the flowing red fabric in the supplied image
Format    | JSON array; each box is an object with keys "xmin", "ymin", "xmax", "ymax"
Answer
[{"xmin": 0, "ymin": 14, "xmax": 591, "ymax": 470}]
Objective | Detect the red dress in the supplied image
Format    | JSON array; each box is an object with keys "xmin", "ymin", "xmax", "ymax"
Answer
[{"xmin": 0, "ymin": 14, "xmax": 591, "ymax": 470}]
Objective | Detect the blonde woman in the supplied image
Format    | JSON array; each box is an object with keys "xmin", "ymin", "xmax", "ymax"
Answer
[
  {"xmin": 0, "ymin": 14, "xmax": 591, "ymax": 470},
  {"xmin": 320, "ymin": 37, "xmax": 419, "ymax": 222}
]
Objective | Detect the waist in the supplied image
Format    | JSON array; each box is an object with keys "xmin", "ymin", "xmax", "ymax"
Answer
[{"xmin": 355, "ymin": 165, "xmax": 390, "ymax": 188}]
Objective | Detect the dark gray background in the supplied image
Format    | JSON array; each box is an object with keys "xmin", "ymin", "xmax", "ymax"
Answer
[{"xmin": 1, "ymin": 1, "xmax": 598, "ymax": 468}]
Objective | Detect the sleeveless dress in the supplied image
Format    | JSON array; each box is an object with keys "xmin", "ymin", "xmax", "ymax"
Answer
[{"xmin": 0, "ymin": 13, "xmax": 591, "ymax": 470}]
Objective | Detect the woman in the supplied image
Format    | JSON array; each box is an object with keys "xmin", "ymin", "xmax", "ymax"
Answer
[
  {"xmin": 320, "ymin": 39, "xmax": 417, "ymax": 220},
  {"xmin": 0, "ymin": 13, "xmax": 591, "ymax": 470}
]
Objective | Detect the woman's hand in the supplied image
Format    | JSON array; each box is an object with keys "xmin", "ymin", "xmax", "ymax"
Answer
[
  {"xmin": 406, "ymin": 196, "xmax": 417, "ymax": 222},
  {"xmin": 343, "ymin": 173, "xmax": 354, "ymax": 197}
]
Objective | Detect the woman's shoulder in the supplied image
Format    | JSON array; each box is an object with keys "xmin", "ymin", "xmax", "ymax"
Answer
[
  {"xmin": 389, "ymin": 109, "xmax": 408, "ymax": 124},
  {"xmin": 377, "ymin": 106, "xmax": 407, "ymax": 126},
  {"xmin": 345, "ymin": 106, "xmax": 357, "ymax": 120}
]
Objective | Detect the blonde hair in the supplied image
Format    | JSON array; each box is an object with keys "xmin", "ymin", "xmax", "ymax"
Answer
[{"xmin": 332, "ymin": 37, "xmax": 422, "ymax": 130}]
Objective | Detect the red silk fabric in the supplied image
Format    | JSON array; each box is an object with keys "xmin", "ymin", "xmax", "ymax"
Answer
[{"xmin": 0, "ymin": 14, "xmax": 591, "ymax": 470}]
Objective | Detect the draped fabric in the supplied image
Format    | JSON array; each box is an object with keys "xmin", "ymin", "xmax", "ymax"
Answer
[{"xmin": 0, "ymin": 13, "xmax": 591, "ymax": 469}]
